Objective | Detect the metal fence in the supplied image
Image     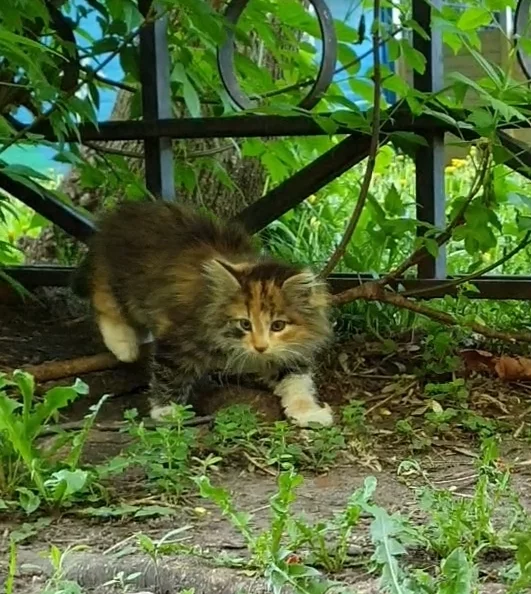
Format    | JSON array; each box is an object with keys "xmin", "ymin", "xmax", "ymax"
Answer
[{"xmin": 4, "ymin": 0, "xmax": 531, "ymax": 299}]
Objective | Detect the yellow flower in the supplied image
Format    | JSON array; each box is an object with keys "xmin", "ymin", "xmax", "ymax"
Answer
[
  {"xmin": 445, "ymin": 165, "xmax": 457, "ymax": 174},
  {"xmin": 451, "ymin": 158, "xmax": 467, "ymax": 168}
]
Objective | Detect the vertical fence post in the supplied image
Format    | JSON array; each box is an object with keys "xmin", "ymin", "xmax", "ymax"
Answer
[
  {"xmin": 412, "ymin": 0, "xmax": 446, "ymax": 279},
  {"xmin": 138, "ymin": 0, "xmax": 175, "ymax": 200}
]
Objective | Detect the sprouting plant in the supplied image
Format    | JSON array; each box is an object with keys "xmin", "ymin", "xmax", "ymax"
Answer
[
  {"xmin": 195, "ymin": 469, "xmax": 337, "ymax": 593},
  {"xmin": 38, "ymin": 543, "xmax": 89, "ymax": 594},
  {"xmin": 418, "ymin": 437, "xmax": 521, "ymax": 559},
  {"xmin": 121, "ymin": 405, "xmax": 219, "ymax": 502},
  {"xmin": 0, "ymin": 371, "xmax": 100, "ymax": 512},
  {"xmin": 294, "ymin": 477, "xmax": 377, "ymax": 572}
]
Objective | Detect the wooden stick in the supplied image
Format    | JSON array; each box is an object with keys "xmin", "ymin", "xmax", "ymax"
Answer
[{"xmin": 20, "ymin": 352, "xmax": 122, "ymax": 383}]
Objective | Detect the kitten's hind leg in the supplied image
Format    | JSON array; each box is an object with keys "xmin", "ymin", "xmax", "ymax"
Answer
[
  {"xmin": 148, "ymin": 341, "xmax": 199, "ymax": 421},
  {"xmin": 272, "ymin": 372, "xmax": 333, "ymax": 427},
  {"xmin": 93, "ymin": 286, "xmax": 139, "ymax": 363}
]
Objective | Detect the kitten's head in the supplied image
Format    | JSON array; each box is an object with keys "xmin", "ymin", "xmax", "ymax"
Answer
[{"xmin": 203, "ymin": 258, "xmax": 332, "ymax": 367}]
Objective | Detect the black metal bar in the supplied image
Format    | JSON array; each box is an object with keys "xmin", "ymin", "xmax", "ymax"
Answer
[
  {"xmin": 2, "ymin": 266, "xmax": 75, "ymax": 287},
  {"xmin": 0, "ymin": 170, "xmax": 95, "ymax": 242},
  {"xmin": 138, "ymin": 0, "xmax": 175, "ymax": 199},
  {"xmin": 5, "ymin": 265, "xmax": 531, "ymax": 300},
  {"xmin": 9, "ymin": 109, "xmax": 531, "ymax": 143},
  {"xmin": 235, "ymin": 134, "xmax": 377, "ymax": 233},
  {"xmin": 412, "ymin": 0, "xmax": 446, "ymax": 279}
]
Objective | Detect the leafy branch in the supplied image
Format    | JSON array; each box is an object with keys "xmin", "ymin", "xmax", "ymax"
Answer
[
  {"xmin": 0, "ymin": 5, "xmax": 157, "ymax": 157},
  {"xmin": 382, "ymin": 145, "xmax": 492, "ymax": 283}
]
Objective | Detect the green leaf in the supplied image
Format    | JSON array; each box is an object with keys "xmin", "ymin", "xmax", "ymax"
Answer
[
  {"xmin": 384, "ymin": 184, "xmax": 404, "ymax": 216},
  {"xmin": 45, "ymin": 469, "xmax": 89, "ymax": 499},
  {"xmin": 29, "ymin": 379, "xmax": 88, "ymax": 437},
  {"xmin": 134, "ymin": 505, "xmax": 175, "ymax": 517},
  {"xmin": 457, "ymin": 7, "xmax": 492, "ymax": 31},
  {"xmin": 517, "ymin": 214, "xmax": 531, "ymax": 231},
  {"xmin": 399, "ymin": 40, "xmax": 426, "ymax": 74},
  {"xmin": 439, "ymin": 548, "xmax": 474, "ymax": 594},
  {"xmin": 182, "ymin": 80, "xmax": 201, "ymax": 118},
  {"xmin": 348, "ymin": 78, "xmax": 375, "ymax": 104},
  {"xmin": 119, "ymin": 45, "xmax": 140, "ymax": 81},
  {"xmin": 17, "ymin": 488, "xmax": 41, "ymax": 515},
  {"xmin": 374, "ymin": 145, "xmax": 394, "ymax": 174}
]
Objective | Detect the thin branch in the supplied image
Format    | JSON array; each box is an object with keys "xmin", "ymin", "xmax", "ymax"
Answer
[
  {"xmin": 19, "ymin": 352, "xmax": 121, "ymax": 382},
  {"xmin": 83, "ymin": 141, "xmax": 236, "ymax": 160},
  {"xmin": 37, "ymin": 416, "xmax": 213, "ymax": 438},
  {"xmin": 401, "ymin": 231, "xmax": 531, "ymax": 297},
  {"xmin": 383, "ymin": 147, "xmax": 492, "ymax": 283},
  {"xmin": 79, "ymin": 67, "xmax": 137, "ymax": 93},
  {"xmin": 320, "ymin": 0, "xmax": 382, "ymax": 279},
  {"xmin": 331, "ymin": 282, "xmax": 531, "ymax": 343},
  {"xmin": 84, "ymin": 141, "xmax": 143, "ymax": 159}
]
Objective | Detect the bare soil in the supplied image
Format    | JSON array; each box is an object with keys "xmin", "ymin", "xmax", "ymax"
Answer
[{"xmin": 1, "ymin": 289, "xmax": 531, "ymax": 593}]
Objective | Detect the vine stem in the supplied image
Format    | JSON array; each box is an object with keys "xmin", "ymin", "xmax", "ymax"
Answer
[
  {"xmin": 401, "ymin": 231, "xmax": 531, "ymax": 298},
  {"xmin": 320, "ymin": 0, "xmax": 382, "ymax": 279},
  {"xmin": 382, "ymin": 146, "xmax": 492, "ymax": 283}
]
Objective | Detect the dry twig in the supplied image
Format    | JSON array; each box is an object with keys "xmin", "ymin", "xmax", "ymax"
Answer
[{"xmin": 331, "ymin": 282, "xmax": 531, "ymax": 343}]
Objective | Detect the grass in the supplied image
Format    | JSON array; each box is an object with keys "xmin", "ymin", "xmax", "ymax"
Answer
[{"xmin": 2, "ymin": 363, "xmax": 531, "ymax": 593}]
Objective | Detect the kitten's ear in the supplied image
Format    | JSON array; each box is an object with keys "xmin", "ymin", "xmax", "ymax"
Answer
[
  {"xmin": 203, "ymin": 259, "xmax": 241, "ymax": 292},
  {"xmin": 282, "ymin": 269, "xmax": 329, "ymax": 307}
]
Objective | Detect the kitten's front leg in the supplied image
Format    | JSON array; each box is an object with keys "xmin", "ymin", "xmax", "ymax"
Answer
[
  {"xmin": 271, "ymin": 371, "xmax": 333, "ymax": 428},
  {"xmin": 148, "ymin": 341, "xmax": 200, "ymax": 421}
]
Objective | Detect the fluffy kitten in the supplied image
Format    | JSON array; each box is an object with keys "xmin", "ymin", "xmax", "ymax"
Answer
[{"xmin": 75, "ymin": 201, "xmax": 333, "ymax": 427}]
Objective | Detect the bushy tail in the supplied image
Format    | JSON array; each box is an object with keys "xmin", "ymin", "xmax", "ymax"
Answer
[{"xmin": 70, "ymin": 253, "xmax": 92, "ymax": 298}]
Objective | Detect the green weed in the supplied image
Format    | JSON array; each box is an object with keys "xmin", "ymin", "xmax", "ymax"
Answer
[
  {"xmin": 0, "ymin": 371, "xmax": 101, "ymax": 512},
  {"xmin": 419, "ymin": 438, "xmax": 526, "ymax": 560},
  {"xmin": 118, "ymin": 405, "xmax": 220, "ymax": 503}
]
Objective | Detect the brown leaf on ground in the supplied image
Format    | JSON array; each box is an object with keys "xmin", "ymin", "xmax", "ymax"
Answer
[
  {"xmin": 460, "ymin": 349, "xmax": 531, "ymax": 381},
  {"xmin": 460, "ymin": 349, "xmax": 497, "ymax": 375}
]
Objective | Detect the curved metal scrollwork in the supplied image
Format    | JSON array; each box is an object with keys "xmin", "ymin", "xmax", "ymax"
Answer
[
  {"xmin": 217, "ymin": 0, "xmax": 337, "ymax": 110},
  {"xmin": 515, "ymin": 0, "xmax": 531, "ymax": 79}
]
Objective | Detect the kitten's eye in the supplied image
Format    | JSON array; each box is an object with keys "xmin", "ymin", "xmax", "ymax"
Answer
[
  {"xmin": 270, "ymin": 320, "xmax": 286, "ymax": 332},
  {"xmin": 239, "ymin": 319, "xmax": 252, "ymax": 331}
]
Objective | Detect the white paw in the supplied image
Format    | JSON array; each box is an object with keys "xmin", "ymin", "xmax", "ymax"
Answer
[
  {"xmin": 286, "ymin": 403, "xmax": 334, "ymax": 428},
  {"xmin": 110, "ymin": 339, "xmax": 139, "ymax": 363},
  {"xmin": 99, "ymin": 319, "xmax": 139, "ymax": 362},
  {"xmin": 150, "ymin": 404, "xmax": 176, "ymax": 421}
]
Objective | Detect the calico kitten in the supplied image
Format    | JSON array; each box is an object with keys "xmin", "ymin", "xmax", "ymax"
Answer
[{"xmin": 75, "ymin": 201, "xmax": 333, "ymax": 427}]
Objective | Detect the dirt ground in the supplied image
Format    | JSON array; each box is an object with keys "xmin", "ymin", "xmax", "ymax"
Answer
[{"xmin": 1, "ymin": 289, "xmax": 531, "ymax": 593}]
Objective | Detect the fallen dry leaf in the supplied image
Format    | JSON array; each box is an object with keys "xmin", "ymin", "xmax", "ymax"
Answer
[
  {"xmin": 494, "ymin": 355, "xmax": 531, "ymax": 380},
  {"xmin": 460, "ymin": 349, "xmax": 531, "ymax": 381}
]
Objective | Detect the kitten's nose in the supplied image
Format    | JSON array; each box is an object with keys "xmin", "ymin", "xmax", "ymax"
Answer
[{"xmin": 254, "ymin": 345, "xmax": 268, "ymax": 353}]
